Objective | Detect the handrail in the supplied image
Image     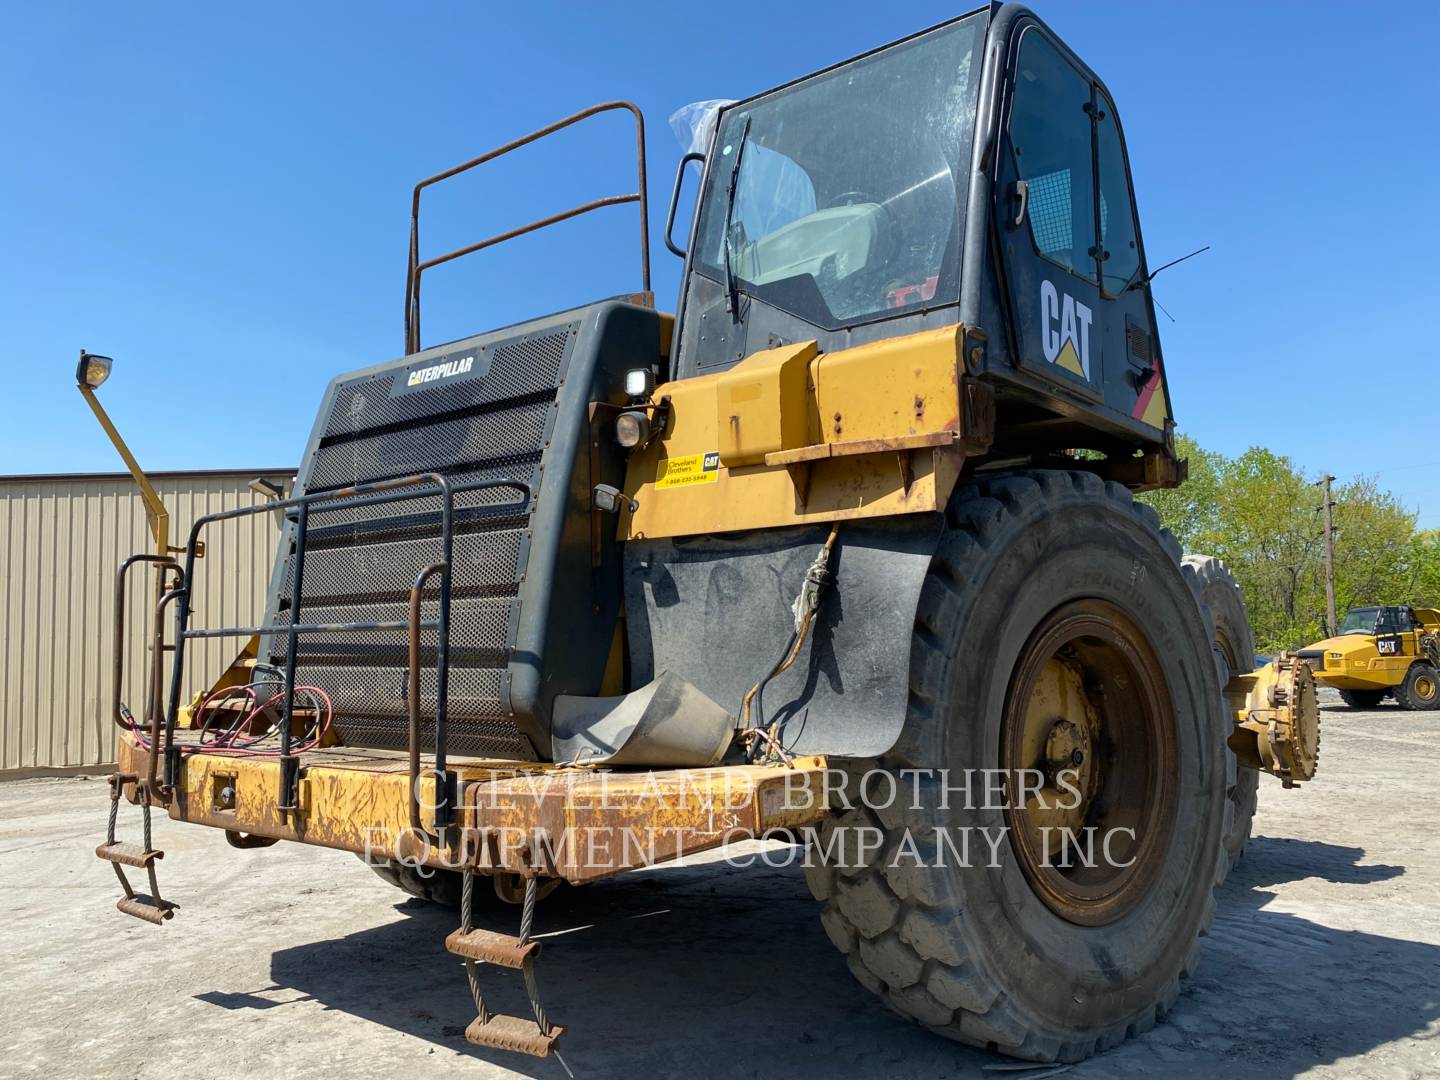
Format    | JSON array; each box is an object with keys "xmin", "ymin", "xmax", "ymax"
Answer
[
  {"xmin": 153, "ymin": 472, "xmax": 530, "ymax": 823},
  {"xmin": 403, "ymin": 100, "xmax": 650, "ymax": 354},
  {"xmin": 149, "ymin": 588, "xmax": 187, "ymax": 796},
  {"xmin": 112, "ymin": 554, "xmax": 183, "ymax": 739},
  {"xmin": 665, "ymin": 152, "xmax": 706, "ymax": 258},
  {"xmin": 408, "ymin": 561, "xmax": 450, "ymax": 839}
]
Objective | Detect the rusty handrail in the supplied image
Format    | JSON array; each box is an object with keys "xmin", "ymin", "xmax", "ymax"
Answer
[
  {"xmin": 162, "ymin": 473, "xmax": 463, "ymax": 810},
  {"xmin": 112, "ymin": 554, "xmax": 183, "ymax": 742},
  {"xmin": 151, "ymin": 473, "xmax": 525, "ymax": 819},
  {"xmin": 408, "ymin": 561, "xmax": 450, "ymax": 840},
  {"xmin": 403, "ymin": 100, "xmax": 650, "ymax": 354},
  {"xmin": 149, "ymin": 587, "xmax": 188, "ymax": 797}
]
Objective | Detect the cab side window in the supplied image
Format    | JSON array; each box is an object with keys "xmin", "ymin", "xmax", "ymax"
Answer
[
  {"xmin": 1009, "ymin": 33, "xmax": 1096, "ymax": 281},
  {"xmin": 1094, "ymin": 89, "xmax": 1142, "ymax": 295}
]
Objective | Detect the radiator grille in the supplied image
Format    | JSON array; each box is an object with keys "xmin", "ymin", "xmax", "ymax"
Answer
[{"xmin": 269, "ymin": 326, "xmax": 573, "ymax": 759}]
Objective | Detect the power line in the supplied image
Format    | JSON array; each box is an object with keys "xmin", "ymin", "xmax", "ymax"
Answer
[{"xmin": 1347, "ymin": 460, "xmax": 1440, "ymax": 478}]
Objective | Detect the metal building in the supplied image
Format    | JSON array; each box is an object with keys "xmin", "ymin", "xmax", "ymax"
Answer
[{"xmin": 0, "ymin": 468, "xmax": 295, "ymax": 776}]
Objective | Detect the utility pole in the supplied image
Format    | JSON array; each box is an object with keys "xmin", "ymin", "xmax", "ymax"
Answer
[{"xmin": 1319, "ymin": 474, "xmax": 1337, "ymax": 637}]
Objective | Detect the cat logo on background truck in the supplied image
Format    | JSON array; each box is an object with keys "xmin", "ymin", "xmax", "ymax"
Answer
[{"xmin": 1040, "ymin": 279, "xmax": 1092, "ymax": 381}]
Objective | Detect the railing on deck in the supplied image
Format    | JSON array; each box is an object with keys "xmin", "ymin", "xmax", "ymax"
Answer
[
  {"xmin": 113, "ymin": 472, "xmax": 531, "ymax": 844},
  {"xmin": 403, "ymin": 100, "xmax": 651, "ymax": 355}
]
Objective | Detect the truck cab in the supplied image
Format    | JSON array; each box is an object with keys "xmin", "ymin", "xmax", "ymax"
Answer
[{"xmin": 1300, "ymin": 605, "xmax": 1440, "ymax": 709}]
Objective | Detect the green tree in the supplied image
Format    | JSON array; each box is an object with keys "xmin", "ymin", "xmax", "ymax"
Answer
[
  {"xmin": 1407, "ymin": 529, "xmax": 1440, "ymax": 608},
  {"xmin": 1139, "ymin": 434, "xmax": 1221, "ymax": 550},
  {"xmin": 1204, "ymin": 448, "xmax": 1323, "ymax": 651},
  {"xmin": 1330, "ymin": 478, "xmax": 1416, "ymax": 617},
  {"xmin": 1140, "ymin": 438, "xmax": 1431, "ymax": 654}
]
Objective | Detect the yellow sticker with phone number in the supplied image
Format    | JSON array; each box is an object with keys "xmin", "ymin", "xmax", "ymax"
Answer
[{"xmin": 655, "ymin": 451, "xmax": 721, "ymax": 490}]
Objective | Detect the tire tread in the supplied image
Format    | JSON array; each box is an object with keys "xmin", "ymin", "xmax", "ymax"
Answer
[{"xmin": 806, "ymin": 470, "xmax": 1225, "ymax": 1063}]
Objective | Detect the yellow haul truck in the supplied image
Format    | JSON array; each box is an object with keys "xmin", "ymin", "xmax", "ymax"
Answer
[
  {"xmin": 94, "ymin": 5, "xmax": 1321, "ymax": 1066},
  {"xmin": 1298, "ymin": 605, "xmax": 1440, "ymax": 709}
]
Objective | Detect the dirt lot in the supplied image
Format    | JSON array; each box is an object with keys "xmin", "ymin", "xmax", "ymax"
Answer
[{"xmin": 3, "ymin": 693, "xmax": 1438, "ymax": 1080}]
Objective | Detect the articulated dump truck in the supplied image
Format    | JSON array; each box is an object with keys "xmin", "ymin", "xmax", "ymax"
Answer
[
  {"xmin": 97, "ymin": 5, "xmax": 1322, "ymax": 1065},
  {"xmin": 1298, "ymin": 605, "xmax": 1440, "ymax": 710}
]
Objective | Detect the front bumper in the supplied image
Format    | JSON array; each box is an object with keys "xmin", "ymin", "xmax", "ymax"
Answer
[{"xmin": 118, "ymin": 732, "xmax": 829, "ymax": 884}]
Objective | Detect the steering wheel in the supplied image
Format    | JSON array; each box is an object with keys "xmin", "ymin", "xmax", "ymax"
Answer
[{"xmin": 828, "ymin": 191, "xmax": 878, "ymax": 208}]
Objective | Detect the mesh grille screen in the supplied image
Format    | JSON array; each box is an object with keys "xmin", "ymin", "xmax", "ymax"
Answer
[
  {"xmin": 308, "ymin": 398, "xmax": 554, "ymax": 491},
  {"xmin": 322, "ymin": 331, "xmax": 571, "ymax": 438},
  {"xmin": 269, "ymin": 326, "xmax": 572, "ymax": 759},
  {"xmin": 1126, "ymin": 323, "xmax": 1154, "ymax": 363}
]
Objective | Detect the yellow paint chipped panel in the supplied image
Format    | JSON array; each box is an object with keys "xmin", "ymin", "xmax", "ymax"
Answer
[
  {"xmin": 622, "ymin": 325, "xmax": 967, "ymax": 540},
  {"xmin": 716, "ymin": 340, "xmax": 816, "ymax": 466},
  {"xmin": 119, "ymin": 734, "xmax": 831, "ymax": 883}
]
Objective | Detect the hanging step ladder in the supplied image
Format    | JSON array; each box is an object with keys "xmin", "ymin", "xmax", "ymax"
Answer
[
  {"xmin": 95, "ymin": 773, "xmax": 175, "ymax": 924},
  {"xmin": 447, "ymin": 871, "xmax": 567, "ymax": 1060}
]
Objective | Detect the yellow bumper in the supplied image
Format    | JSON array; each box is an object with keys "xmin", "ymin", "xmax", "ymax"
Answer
[{"xmin": 118, "ymin": 734, "xmax": 829, "ymax": 884}]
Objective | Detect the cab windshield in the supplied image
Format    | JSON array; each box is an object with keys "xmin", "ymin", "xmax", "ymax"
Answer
[
  {"xmin": 691, "ymin": 14, "xmax": 985, "ymax": 329},
  {"xmin": 1339, "ymin": 608, "xmax": 1380, "ymax": 635}
]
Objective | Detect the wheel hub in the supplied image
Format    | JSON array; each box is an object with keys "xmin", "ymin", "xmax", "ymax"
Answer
[
  {"xmin": 1043, "ymin": 718, "xmax": 1089, "ymax": 774},
  {"xmin": 1001, "ymin": 600, "xmax": 1178, "ymax": 927}
]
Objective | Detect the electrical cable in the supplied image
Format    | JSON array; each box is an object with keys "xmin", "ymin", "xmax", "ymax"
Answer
[
  {"xmin": 124, "ymin": 678, "xmax": 333, "ymax": 759},
  {"xmin": 737, "ymin": 522, "xmax": 840, "ymax": 764}
]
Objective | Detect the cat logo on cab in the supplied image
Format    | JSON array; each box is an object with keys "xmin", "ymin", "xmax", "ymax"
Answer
[{"xmin": 1040, "ymin": 279, "xmax": 1092, "ymax": 381}]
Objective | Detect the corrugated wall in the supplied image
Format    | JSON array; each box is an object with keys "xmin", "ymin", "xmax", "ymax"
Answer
[{"xmin": 0, "ymin": 471, "xmax": 294, "ymax": 773}]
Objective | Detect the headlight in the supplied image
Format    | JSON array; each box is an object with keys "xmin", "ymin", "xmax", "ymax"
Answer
[
  {"xmin": 624, "ymin": 368, "xmax": 655, "ymax": 398},
  {"xmin": 615, "ymin": 410, "xmax": 652, "ymax": 449},
  {"xmin": 76, "ymin": 351, "xmax": 113, "ymax": 389}
]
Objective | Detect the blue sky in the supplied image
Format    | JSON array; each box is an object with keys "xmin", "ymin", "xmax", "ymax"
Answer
[{"xmin": 3, "ymin": 1, "xmax": 1437, "ymax": 527}]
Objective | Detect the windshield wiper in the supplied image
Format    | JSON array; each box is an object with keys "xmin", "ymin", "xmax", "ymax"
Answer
[{"xmin": 722, "ymin": 114, "xmax": 751, "ymax": 317}]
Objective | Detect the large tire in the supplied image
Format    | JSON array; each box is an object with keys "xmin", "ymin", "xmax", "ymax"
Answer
[
  {"xmin": 1181, "ymin": 554, "xmax": 1259, "ymax": 872},
  {"xmin": 1338, "ymin": 688, "xmax": 1387, "ymax": 709},
  {"xmin": 805, "ymin": 471, "xmax": 1226, "ymax": 1063},
  {"xmin": 1394, "ymin": 663, "xmax": 1440, "ymax": 711}
]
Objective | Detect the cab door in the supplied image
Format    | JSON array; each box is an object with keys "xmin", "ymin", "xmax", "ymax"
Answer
[
  {"xmin": 995, "ymin": 27, "xmax": 1169, "ymax": 431},
  {"xmin": 995, "ymin": 28, "xmax": 1102, "ymax": 402},
  {"xmin": 1091, "ymin": 87, "xmax": 1170, "ymax": 433},
  {"xmin": 1376, "ymin": 607, "xmax": 1409, "ymax": 658}
]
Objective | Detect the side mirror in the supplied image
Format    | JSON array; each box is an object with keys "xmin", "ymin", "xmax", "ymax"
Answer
[{"xmin": 664, "ymin": 152, "xmax": 706, "ymax": 258}]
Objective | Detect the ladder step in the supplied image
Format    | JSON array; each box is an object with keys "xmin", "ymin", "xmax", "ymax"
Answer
[
  {"xmin": 96, "ymin": 843, "xmax": 163, "ymax": 869},
  {"xmin": 445, "ymin": 927, "xmax": 540, "ymax": 969},
  {"xmin": 464, "ymin": 1014, "xmax": 564, "ymax": 1057},
  {"xmin": 116, "ymin": 895, "xmax": 176, "ymax": 924}
]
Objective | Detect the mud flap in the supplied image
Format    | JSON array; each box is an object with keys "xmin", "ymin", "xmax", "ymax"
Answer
[
  {"xmin": 623, "ymin": 515, "xmax": 943, "ymax": 758},
  {"xmin": 550, "ymin": 671, "xmax": 734, "ymax": 767}
]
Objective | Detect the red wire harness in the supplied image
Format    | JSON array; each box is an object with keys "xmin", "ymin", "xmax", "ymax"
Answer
[{"xmin": 124, "ymin": 681, "xmax": 334, "ymax": 759}]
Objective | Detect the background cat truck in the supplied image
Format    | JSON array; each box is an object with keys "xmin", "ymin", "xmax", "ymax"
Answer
[{"xmin": 1298, "ymin": 605, "xmax": 1440, "ymax": 710}]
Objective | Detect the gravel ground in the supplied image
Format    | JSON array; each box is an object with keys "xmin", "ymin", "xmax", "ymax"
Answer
[{"xmin": 2, "ymin": 693, "xmax": 1438, "ymax": 1080}]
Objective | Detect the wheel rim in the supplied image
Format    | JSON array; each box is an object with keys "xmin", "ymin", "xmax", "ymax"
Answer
[
  {"xmin": 1417, "ymin": 672, "xmax": 1437, "ymax": 702},
  {"xmin": 1001, "ymin": 599, "xmax": 1179, "ymax": 926}
]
